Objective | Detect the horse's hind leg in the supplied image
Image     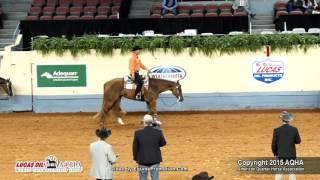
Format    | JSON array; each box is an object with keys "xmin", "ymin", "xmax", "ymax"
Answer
[{"xmin": 113, "ymin": 98, "xmax": 126, "ymax": 125}]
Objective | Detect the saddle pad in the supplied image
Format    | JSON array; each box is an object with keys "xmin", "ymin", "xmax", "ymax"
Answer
[{"xmin": 124, "ymin": 75, "xmax": 149, "ymax": 90}]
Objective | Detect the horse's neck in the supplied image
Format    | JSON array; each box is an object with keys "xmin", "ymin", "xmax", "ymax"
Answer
[{"xmin": 150, "ymin": 79, "xmax": 175, "ymax": 92}]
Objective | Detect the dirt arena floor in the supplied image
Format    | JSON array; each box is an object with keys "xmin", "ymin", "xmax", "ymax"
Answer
[{"xmin": 0, "ymin": 110, "xmax": 320, "ymax": 180}]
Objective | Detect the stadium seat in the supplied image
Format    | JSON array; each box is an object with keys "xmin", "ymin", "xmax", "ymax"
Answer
[
  {"xmin": 80, "ymin": 14, "xmax": 94, "ymax": 19},
  {"xmin": 70, "ymin": 6, "xmax": 83, "ymax": 15},
  {"xmin": 59, "ymin": 0, "xmax": 72, "ymax": 7},
  {"xmin": 86, "ymin": 0, "xmax": 99, "ymax": 7},
  {"xmin": 219, "ymin": 12, "xmax": 233, "ymax": 16},
  {"xmin": 97, "ymin": 6, "xmax": 110, "ymax": 15},
  {"xmin": 192, "ymin": 4, "xmax": 205, "ymax": 13},
  {"xmin": 206, "ymin": 3, "xmax": 219, "ymax": 13},
  {"xmin": 26, "ymin": 15, "xmax": 39, "ymax": 20},
  {"xmin": 176, "ymin": 13, "xmax": 189, "ymax": 18},
  {"xmin": 32, "ymin": 0, "xmax": 46, "ymax": 7},
  {"xmin": 55, "ymin": 6, "xmax": 70, "ymax": 15},
  {"xmin": 67, "ymin": 14, "xmax": 80, "ymax": 20},
  {"xmin": 113, "ymin": 0, "xmax": 122, "ymax": 6},
  {"xmin": 111, "ymin": 6, "xmax": 120, "ymax": 14},
  {"xmin": 40, "ymin": 15, "xmax": 53, "ymax": 20},
  {"xmin": 109, "ymin": 14, "xmax": 118, "ymax": 19},
  {"xmin": 150, "ymin": 4, "xmax": 162, "ymax": 15},
  {"xmin": 234, "ymin": 11, "xmax": 247, "ymax": 16},
  {"xmin": 151, "ymin": 13, "xmax": 162, "ymax": 18},
  {"xmin": 72, "ymin": 0, "xmax": 85, "ymax": 7},
  {"xmin": 53, "ymin": 15, "xmax": 66, "ymax": 20},
  {"xmin": 274, "ymin": 1, "xmax": 287, "ymax": 11},
  {"xmin": 275, "ymin": 10, "xmax": 288, "ymax": 18},
  {"xmin": 178, "ymin": 5, "xmax": 191, "ymax": 14},
  {"xmin": 83, "ymin": 6, "xmax": 97, "ymax": 15},
  {"xmin": 191, "ymin": 12, "xmax": 204, "ymax": 17},
  {"xmin": 47, "ymin": 0, "xmax": 59, "ymax": 7},
  {"xmin": 95, "ymin": 14, "xmax": 108, "ymax": 19},
  {"xmin": 289, "ymin": 10, "xmax": 303, "ymax": 15},
  {"xmin": 163, "ymin": 13, "xmax": 175, "ymax": 18},
  {"xmin": 219, "ymin": 3, "xmax": 233, "ymax": 12},
  {"xmin": 205, "ymin": 12, "xmax": 218, "ymax": 17},
  {"xmin": 29, "ymin": 7, "xmax": 42, "ymax": 16},
  {"xmin": 43, "ymin": 6, "xmax": 56, "ymax": 16},
  {"xmin": 100, "ymin": 0, "xmax": 113, "ymax": 7}
]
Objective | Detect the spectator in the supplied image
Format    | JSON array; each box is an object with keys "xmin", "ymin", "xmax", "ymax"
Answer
[
  {"xmin": 89, "ymin": 127, "xmax": 117, "ymax": 180},
  {"xmin": 287, "ymin": 0, "xmax": 304, "ymax": 12},
  {"xmin": 271, "ymin": 111, "xmax": 301, "ymax": 180},
  {"xmin": 303, "ymin": 0, "xmax": 318, "ymax": 13},
  {"xmin": 133, "ymin": 114, "xmax": 167, "ymax": 180},
  {"xmin": 232, "ymin": 0, "xmax": 256, "ymax": 18},
  {"xmin": 161, "ymin": 0, "xmax": 178, "ymax": 15}
]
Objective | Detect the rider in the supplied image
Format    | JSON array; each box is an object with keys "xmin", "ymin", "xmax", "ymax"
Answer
[{"xmin": 129, "ymin": 46, "xmax": 149, "ymax": 100}]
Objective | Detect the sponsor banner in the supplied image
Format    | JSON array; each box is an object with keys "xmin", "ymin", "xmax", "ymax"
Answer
[
  {"xmin": 251, "ymin": 57, "xmax": 287, "ymax": 85},
  {"xmin": 37, "ymin": 65, "xmax": 87, "ymax": 87},
  {"xmin": 149, "ymin": 65, "xmax": 187, "ymax": 82},
  {"xmin": 15, "ymin": 155, "xmax": 83, "ymax": 173}
]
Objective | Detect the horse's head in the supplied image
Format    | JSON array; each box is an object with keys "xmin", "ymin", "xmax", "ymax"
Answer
[{"xmin": 171, "ymin": 81, "xmax": 184, "ymax": 102}]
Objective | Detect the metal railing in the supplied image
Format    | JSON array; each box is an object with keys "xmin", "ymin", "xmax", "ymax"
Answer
[{"xmin": 12, "ymin": 22, "xmax": 20, "ymax": 41}]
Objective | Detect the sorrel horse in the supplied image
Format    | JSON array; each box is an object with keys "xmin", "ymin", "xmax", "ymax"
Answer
[
  {"xmin": 94, "ymin": 77, "xmax": 183, "ymax": 124},
  {"xmin": 0, "ymin": 77, "xmax": 13, "ymax": 96}
]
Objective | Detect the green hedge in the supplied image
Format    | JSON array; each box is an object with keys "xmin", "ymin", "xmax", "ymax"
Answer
[{"xmin": 32, "ymin": 34, "xmax": 320, "ymax": 57}]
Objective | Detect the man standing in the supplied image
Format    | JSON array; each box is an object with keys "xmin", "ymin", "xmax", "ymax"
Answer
[
  {"xmin": 133, "ymin": 114, "xmax": 167, "ymax": 180},
  {"xmin": 271, "ymin": 111, "xmax": 301, "ymax": 180},
  {"xmin": 90, "ymin": 127, "xmax": 117, "ymax": 180}
]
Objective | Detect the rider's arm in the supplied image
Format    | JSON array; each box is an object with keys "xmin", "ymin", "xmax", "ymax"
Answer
[{"xmin": 140, "ymin": 61, "xmax": 148, "ymax": 71}]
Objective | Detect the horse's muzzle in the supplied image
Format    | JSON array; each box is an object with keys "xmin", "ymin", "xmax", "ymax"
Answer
[{"xmin": 177, "ymin": 96, "xmax": 184, "ymax": 102}]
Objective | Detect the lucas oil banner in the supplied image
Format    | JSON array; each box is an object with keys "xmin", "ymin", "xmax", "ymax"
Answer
[{"xmin": 251, "ymin": 57, "xmax": 287, "ymax": 85}]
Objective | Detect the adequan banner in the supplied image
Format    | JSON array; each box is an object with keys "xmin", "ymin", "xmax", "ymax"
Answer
[{"xmin": 37, "ymin": 64, "xmax": 87, "ymax": 87}]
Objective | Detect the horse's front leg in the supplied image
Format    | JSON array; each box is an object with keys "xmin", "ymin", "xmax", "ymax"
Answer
[
  {"xmin": 148, "ymin": 100, "xmax": 157, "ymax": 116},
  {"xmin": 113, "ymin": 97, "xmax": 126, "ymax": 125}
]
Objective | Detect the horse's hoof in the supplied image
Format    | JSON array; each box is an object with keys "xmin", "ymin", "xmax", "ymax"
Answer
[{"xmin": 117, "ymin": 118, "xmax": 125, "ymax": 125}]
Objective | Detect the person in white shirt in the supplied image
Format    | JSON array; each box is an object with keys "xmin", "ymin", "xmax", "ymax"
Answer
[
  {"xmin": 232, "ymin": 0, "xmax": 256, "ymax": 18},
  {"xmin": 89, "ymin": 127, "xmax": 117, "ymax": 180},
  {"xmin": 303, "ymin": 0, "xmax": 318, "ymax": 14}
]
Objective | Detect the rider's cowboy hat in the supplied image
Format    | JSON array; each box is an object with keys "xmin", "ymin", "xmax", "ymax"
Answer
[
  {"xmin": 132, "ymin": 46, "xmax": 142, "ymax": 52},
  {"xmin": 192, "ymin": 171, "xmax": 214, "ymax": 180},
  {"xmin": 95, "ymin": 127, "xmax": 111, "ymax": 139},
  {"xmin": 279, "ymin": 111, "xmax": 294, "ymax": 122}
]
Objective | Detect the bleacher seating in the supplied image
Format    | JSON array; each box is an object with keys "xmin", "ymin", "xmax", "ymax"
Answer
[
  {"xmin": 150, "ymin": 2, "xmax": 247, "ymax": 18},
  {"xmin": 26, "ymin": 0, "xmax": 122, "ymax": 20},
  {"xmin": 274, "ymin": 1, "xmax": 320, "ymax": 31}
]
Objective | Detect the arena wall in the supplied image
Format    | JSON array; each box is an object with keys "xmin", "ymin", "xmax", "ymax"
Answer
[{"xmin": 1, "ymin": 48, "xmax": 320, "ymax": 112}]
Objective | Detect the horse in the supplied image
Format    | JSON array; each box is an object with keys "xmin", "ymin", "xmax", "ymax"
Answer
[
  {"xmin": 94, "ymin": 77, "xmax": 184, "ymax": 125},
  {"xmin": 0, "ymin": 77, "xmax": 13, "ymax": 96}
]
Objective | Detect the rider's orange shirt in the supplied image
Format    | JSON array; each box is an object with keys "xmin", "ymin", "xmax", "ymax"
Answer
[{"xmin": 129, "ymin": 53, "xmax": 147, "ymax": 77}]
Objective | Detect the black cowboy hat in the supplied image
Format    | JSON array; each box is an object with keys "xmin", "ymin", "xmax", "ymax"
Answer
[
  {"xmin": 132, "ymin": 45, "xmax": 142, "ymax": 52},
  {"xmin": 95, "ymin": 127, "xmax": 111, "ymax": 139},
  {"xmin": 192, "ymin": 171, "xmax": 214, "ymax": 180}
]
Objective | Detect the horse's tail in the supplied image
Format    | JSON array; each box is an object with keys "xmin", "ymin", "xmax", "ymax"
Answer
[{"xmin": 93, "ymin": 105, "xmax": 106, "ymax": 123}]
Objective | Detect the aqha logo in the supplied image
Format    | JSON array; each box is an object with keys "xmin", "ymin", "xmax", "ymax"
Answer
[
  {"xmin": 149, "ymin": 65, "xmax": 186, "ymax": 82},
  {"xmin": 252, "ymin": 59, "xmax": 284, "ymax": 84}
]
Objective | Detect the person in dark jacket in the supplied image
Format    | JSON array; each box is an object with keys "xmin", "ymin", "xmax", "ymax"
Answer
[
  {"xmin": 133, "ymin": 114, "xmax": 167, "ymax": 180},
  {"xmin": 272, "ymin": 111, "xmax": 301, "ymax": 180}
]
